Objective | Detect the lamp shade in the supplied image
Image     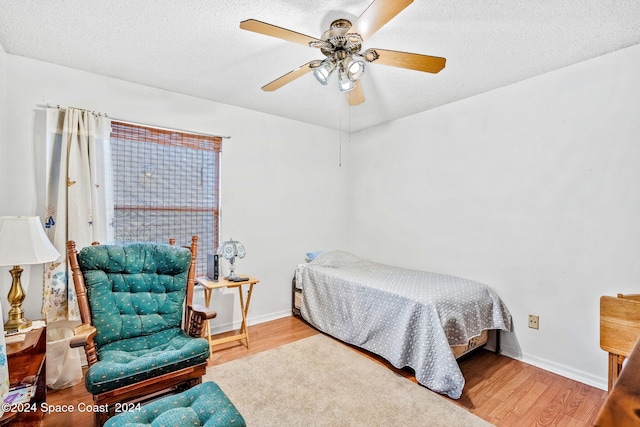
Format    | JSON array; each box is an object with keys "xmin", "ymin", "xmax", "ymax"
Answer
[
  {"xmin": 0, "ymin": 216, "xmax": 60, "ymax": 266},
  {"xmin": 217, "ymin": 238, "xmax": 246, "ymax": 260}
]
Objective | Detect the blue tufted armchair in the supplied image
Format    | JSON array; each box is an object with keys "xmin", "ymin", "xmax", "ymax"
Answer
[{"xmin": 66, "ymin": 236, "xmax": 217, "ymax": 425}]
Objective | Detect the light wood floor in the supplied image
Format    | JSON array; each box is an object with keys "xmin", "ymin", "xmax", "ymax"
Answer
[{"xmin": 44, "ymin": 316, "xmax": 607, "ymax": 427}]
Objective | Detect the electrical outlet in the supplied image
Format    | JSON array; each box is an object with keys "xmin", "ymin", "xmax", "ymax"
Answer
[{"xmin": 528, "ymin": 314, "xmax": 539, "ymax": 329}]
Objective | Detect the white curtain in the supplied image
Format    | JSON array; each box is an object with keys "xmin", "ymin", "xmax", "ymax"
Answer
[{"xmin": 42, "ymin": 107, "xmax": 113, "ymax": 321}]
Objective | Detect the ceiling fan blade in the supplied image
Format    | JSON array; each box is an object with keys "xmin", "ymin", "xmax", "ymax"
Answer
[
  {"xmin": 347, "ymin": 0, "xmax": 413, "ymax": 41},
  {"xmin": 346, "ymin": 80, "xmax": 365, "ymax": 106},
  {"xmin": 240, "ymin": 19, "xmax": 321, "ymax": 47},
  {"xmin": 370, "ymin": 49, "xmax": 446, "ymax": 73},
  {"xmin": 261, "ymin": 62, "xmax": 315, "ymax": 92}
]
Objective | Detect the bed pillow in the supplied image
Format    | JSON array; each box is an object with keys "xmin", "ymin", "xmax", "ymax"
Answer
[{"xmin": 305, "ymin": 250, "xmax": 326, "ymax": 262}]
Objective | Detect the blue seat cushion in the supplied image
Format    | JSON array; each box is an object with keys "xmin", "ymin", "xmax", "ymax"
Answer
[
  {"xmin": 104, "ymin": 381, "xmax": 246, "ymax": 427},
  {"xmin": 85, "ymin": 328, "xmax": 210, "ymax": 395}
]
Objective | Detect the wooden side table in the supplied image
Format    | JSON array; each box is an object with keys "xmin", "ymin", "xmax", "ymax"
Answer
[
  {"xmin": 196, "ymin": 276, "xmax": 260, "ymax": 350},
  {"xmin": 1, "ymin": 323, "xmax": 46, "ymax": 426},
  {"xmin": 600, "ymin": 294, "xmax": 640, "ymax": 391}
]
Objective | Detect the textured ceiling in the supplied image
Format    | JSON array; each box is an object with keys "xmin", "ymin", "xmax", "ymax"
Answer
[{"xmin": 0, "ymin": 0, "xmax": 639, "ymax": 132}]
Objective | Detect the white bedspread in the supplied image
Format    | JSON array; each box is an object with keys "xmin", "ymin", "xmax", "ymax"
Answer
[{"xmin": 296, "ymin": 251, "xmax": 511, "ymax": 399}]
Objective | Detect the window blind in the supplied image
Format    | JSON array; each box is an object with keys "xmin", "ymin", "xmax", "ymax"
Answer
[{"xmin": 110, "ymin": 121, "xmax": 221, "ymax": 275}]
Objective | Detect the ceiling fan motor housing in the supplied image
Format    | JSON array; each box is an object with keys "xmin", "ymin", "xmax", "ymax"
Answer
[{"xmin": 318, "ymin": 19, "xmax": 363, "ymax": 57}]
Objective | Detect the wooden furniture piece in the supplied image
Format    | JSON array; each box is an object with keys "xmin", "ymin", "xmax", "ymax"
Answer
[
  {"xmin": 595, "ymin": 336, "xmax": 640, "ymax": 426},
  {"xmin": 196, "ymin": 276, "xmax": 260, "ymax": 349},
  {"xmin": 67, "ymin": 237, "xmax": 217, "ymax": 425},
  {"xmin": 600, "ymin": 293, "xmax": 640, "ymax": 391},
  {"xmin": 0, "ymin": 324, "xmax": 46, "ymax": 426}
]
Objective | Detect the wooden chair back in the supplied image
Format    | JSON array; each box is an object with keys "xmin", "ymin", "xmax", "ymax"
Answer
[
  {"xmin": 169, "ymin": 237, "xmax": 199, "ymax": 329},
  {"xmin": 66, "ymin": 236, "xmax": 199, "ymax": 367}
]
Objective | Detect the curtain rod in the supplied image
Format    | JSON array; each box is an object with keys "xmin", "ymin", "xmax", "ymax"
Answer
[{"xmin": 40, "ymin": 104, "xmax": 231, "ymax": 139}]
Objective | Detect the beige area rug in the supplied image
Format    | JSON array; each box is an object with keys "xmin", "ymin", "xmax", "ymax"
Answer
[{"xmin": 204, "ymin": 334, "xmax": 493, "ymax": 427}]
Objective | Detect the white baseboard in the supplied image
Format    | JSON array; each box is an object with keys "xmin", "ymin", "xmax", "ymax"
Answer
[
  {"xmin": 500, "ymin": 344, "xmax": 607, "ymax": 391},
  {"xmin": 208, "ymin": 309, "xmax": 292, "ymax": 335}
]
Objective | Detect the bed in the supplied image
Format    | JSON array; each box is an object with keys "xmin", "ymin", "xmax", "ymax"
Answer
[{"xmin": 293, "ymin": 250, "xmax": 512, "ymax": 399}]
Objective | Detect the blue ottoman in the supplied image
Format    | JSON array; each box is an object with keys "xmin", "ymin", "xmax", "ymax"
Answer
[{"xmin": 104, "ymin": 381, "xmax": 246, "ymax": 427}]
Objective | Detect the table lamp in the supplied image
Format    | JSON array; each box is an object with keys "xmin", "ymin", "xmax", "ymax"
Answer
[
  {"xmin": 217, "ymin": 238, "xmax": 246, "ymax": 279},
  {"xmin": 0, "ymin": 216, "xmax": 60, "ymax": 331}
]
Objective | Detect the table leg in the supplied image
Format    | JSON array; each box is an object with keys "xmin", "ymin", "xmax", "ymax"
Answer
[
  {"xmin": 244, "ymin": 284, "xmax": 254, "ymax": 348},
  {"xmin": 202, "ymin": 288, "xmax": 213, "ymax": 351},
  {"xmin": 608, "ymin": 353, "xmax": 625, "ymax": 392},
  {"xmin": 235, "ymin": 283, "xmax": 255, "ymax": 348},
  {"xmin": 237, "ymin": 286, "xmax": 248, "ymax": 348}
]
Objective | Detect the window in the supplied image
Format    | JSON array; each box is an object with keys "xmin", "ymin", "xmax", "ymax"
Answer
[{"xmin": 110, "ymin": 122, "xmax": 221, "ymax": 275}]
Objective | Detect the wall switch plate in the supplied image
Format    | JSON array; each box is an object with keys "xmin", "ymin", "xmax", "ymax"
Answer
[{"xmin": 528, "ymin": 314, "xmax": 539, "ymax": 329}]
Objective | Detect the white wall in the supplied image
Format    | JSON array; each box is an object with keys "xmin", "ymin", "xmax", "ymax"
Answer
[
  {"xmin": 347, "ymin": 44, "xmax": 640, "ymax": 390},
  {"xmin": 2, "ymin": 55, "xmax": 350, "ymax": 331},
  {"xmin": 0, "ymin": 43, "xmax": 7, "ymax": 208}
]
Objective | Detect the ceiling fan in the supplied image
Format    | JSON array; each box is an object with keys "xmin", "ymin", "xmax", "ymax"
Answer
[{"xmin": 239, "ymin": 0, "xmax": 446, "ymax": 106}]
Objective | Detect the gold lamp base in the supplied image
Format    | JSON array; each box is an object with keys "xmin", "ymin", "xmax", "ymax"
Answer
[{"xmin": 4, "ymin": 265, "xmax": 32, "ymax": 331}]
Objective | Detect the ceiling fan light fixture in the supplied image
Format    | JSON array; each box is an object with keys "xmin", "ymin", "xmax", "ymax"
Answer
[
  {"xmin": 345, "ymin": 57, "xmax": 365, "ymax": 81},
  {"xmin": 338, "ymin": 70, "xmax": 356, "ymax": 92},
  {"xmin": 313, "ymin": 60, "xmax": 335, "ymax": 85}
]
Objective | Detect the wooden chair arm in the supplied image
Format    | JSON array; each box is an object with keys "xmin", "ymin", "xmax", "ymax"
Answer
[
  {"xmin": 191, "ymin": 304, "xmax": 218, "ymax": 320},
  {"xmin": 71, "ymin": 323, "xmax": 97, "ymax": 347},
  {"xmin": 187, "ymin": 304, "xmax": 217, "ymax": 338},
  {"xmin": 70, "ymin": 323, "xmax": 97, "ymax": 348},
  {"xmin": 69, "ymin": 323, "xmax": 97, "ymax": 348},
  {"xmin": 71, "ymin": 324, "xmax": 100, "ymax": 366}
]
